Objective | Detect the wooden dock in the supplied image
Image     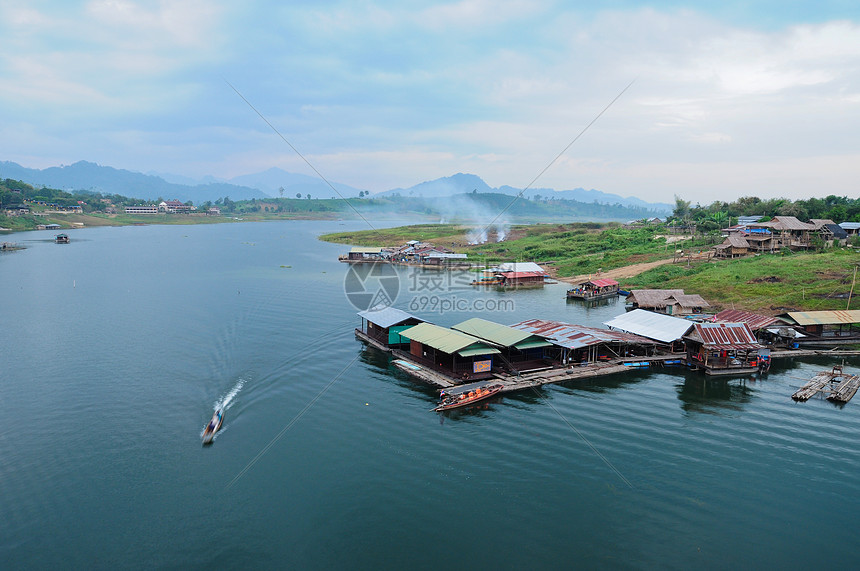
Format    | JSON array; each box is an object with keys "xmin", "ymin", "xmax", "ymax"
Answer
[{"xmin": 792, "ymin": 366, "xmax": 860, "ymax": 403}]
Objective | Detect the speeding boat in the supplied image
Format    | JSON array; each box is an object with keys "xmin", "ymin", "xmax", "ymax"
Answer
[{"xmin": 202, "ymin": 408, "xmax": 224, "ymax": 444}]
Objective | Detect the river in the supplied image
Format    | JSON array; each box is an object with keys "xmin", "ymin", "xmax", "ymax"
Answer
[{"xmin": 1, "ymin": 220, "xmax": 859, "ymax": 569}]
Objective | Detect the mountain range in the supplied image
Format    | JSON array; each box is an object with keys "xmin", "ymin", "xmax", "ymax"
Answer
[{"xmin": 0, "ymin": 160, "xmax": 671, "ymax": 212}]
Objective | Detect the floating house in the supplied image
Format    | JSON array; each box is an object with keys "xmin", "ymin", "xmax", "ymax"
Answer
[
  {"xmin": 451, "ymin": 318, "xmax": 553, "ymax": 372},
  {"xmin": 625, "ymin": 289, "xmax": 710, "ymax": 316},
  {"xmin": 713, "ymin": 309, "xmax": 789, "ymax": 344},
  {"xmin": 604, "ymin": 309, "xmax": 693, "ymax": 351},
  {"xmin": 356, "ymin": 307, "xmax": 425, "ymax": 350},
  {"xmin": 397, "ymin": 322, "xmax": 501, "ymax": 380},
  {"xmin": 683, "ymin": 322, "xmax": 763, "ymax": 375},
  {"xmin": 346, "ymin": 246, "xmax": 384, "ymax": 261},
  {"xmin": 567, "ymin": 278, "xmax": 619, "ymax": 300},
  {"xmin": 510, "ymin": 319, "xmax": 657, "ymax": 365},
  {"xmin": 776, "ymin": 310, "xmax": 860, "ymax": 346}
]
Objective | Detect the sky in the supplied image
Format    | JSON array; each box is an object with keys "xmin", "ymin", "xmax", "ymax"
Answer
[{"xmin": 2, "ymin": 0, "xmax": 860, "ymax": 204}]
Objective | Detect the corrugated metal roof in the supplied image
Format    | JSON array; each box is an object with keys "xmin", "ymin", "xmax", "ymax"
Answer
[
  {"xmin": 714, "ymin": 309, "xmax": 783, "ymax": 330},
  {"xmin": 602, "ymin": 309, "xmax": 693, "ymax": 343},
  {"xmin": 840, "ymin": 222, "xmax": 860, "ymax": 230},
  {"xmin": 778, "ymin": 310, "xmax": 860, "ymax": 326},
  {"xmin": 497, "ymin": 262, "xmax": 547, "ymax": 274},
  {"xmin": 398, "ymin": 322, "xmax": 500, "ymax": 355},
  {"xmin": 511, "ymin": 319, "xmax": 655, "ymax": 349},
  {"xmin": 357, "ymin": 307, "xmax": 423, "ymax": 329},
  {"xmin": 686, "ymin": 322, "xmax": 760, "ymax": 349},
  {"xmin": 500, "ymin": 271, "xmax": 545, "ymax": 279},
  {"xmin": 349, "ymin": 246, "xmax": 383, "ymax": 254},
  {"xmin": 452, "ymin": 317, "xmax": 549, "ymax": 348}
]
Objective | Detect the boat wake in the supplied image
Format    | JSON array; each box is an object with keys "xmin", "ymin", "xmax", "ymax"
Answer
[{"xmin": 216, "ymin": 378, "xmax": 245, "ymax": 412}]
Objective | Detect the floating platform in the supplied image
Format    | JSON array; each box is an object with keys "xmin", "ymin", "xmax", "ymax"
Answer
[{"xmin": 792, "ymin": 366, "xmax": 860, "ymax": 403}]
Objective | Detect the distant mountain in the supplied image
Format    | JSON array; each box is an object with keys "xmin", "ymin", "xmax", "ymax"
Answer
[
  {"xmin": 0, "ymin": 161, "xmax": 268, "ymax": 203},
  {"xmin": 228, "ymin": 167, "xmax": 369, "ymax": 199},
  {"xmin": 378, "ymin": 173, "xmax": 671, "ymax": 212}
]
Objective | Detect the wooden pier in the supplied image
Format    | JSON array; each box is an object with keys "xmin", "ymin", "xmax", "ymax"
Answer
[{"xmin": 792, "ymin": 366, "xmax": 860, "ymax": 403}]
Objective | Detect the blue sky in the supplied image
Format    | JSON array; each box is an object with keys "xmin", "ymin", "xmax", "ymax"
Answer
[{"xmin": 2, "ymin": 1, "xmax": 860, "ymax": 203}]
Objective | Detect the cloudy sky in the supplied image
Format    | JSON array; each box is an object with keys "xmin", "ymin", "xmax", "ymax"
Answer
[{"xmin": 2, "ymin": 1, "xmax": 859, "ymax": 204}]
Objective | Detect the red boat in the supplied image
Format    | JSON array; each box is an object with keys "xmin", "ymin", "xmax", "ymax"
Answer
[{"xmin": 434, "ymin": 383, "xmax": 504, "ymax": 412}]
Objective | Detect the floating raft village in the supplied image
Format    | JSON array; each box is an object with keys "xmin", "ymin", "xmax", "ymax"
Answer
[{"xmin": 354, "ymin": 299, "xmax": 860, "ymax": 405}]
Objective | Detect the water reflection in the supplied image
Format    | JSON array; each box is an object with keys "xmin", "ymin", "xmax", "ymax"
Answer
[{"xmin": 677, "ymin": 376, "xmax": 755, "ymax": 416}]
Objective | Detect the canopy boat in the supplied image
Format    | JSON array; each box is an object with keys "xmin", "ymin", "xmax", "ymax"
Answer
[
  {"xmin": 566, "ymin": 278, "xmax": 619, "ymax": 300},
  {"xmin": 55, "ymin": 233, "xmax": 70, "ymax": 244},
  {"xmin": 434, "ymin": 383, "xmax": 503, "ymax": 412},
  {"xmin": 202, "ymin": 408, "xmax": 224, "ymax": 444}
]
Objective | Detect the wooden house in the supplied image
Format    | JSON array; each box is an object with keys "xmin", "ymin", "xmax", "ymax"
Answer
[
  {"xmin": 683, "ymin": 322, "xmax": 763, "ymax": 375},
  {"xmin": 747, "ymin": 216, "xmax": 814, "ymax": 250},
  {"xmin": 713, "ymin": 233, "xmax": 750, "ymax": 258},
  {"xmin": 626, "ymin": 289, "xmax": 710, "ymax": 316}
]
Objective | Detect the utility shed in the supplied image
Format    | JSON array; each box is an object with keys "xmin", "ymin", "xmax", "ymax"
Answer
[
  {"xmin": 398, "ymin": 322, "xmax": 501, "ymax": 380},
  {"xmin": 603, "ymin": 309, "xmax": 693, "ymax": 347},
  {"xmin": 357, "ymin": 307, "xmax": 425, "ymax": 348},
  {"xmin": 683, "ymin": 322, "xmax": 763, "ymax": 375},
  {"xmin": 452, "ymin": 318, "xmax": 553, "ymax": 372},
  {"xmin": 713, "ymin": 233, "xmax": 750, "ymax": 258},
  {"xmin": 510, "ymin": 318, "xmax": 657, "ymax": 364}
]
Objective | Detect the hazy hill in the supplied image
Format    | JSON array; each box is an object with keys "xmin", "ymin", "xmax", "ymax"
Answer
[
  {"xmin": 228, "ymin": 167, "xmax": 369, "ymax": 199},
  {"xmin": 377, "ymin": 172, "xmax": 671, "ymax": 212},
  {"xmin": 0, "ymin": 160, "xmax": 268, "ymax": 203}
]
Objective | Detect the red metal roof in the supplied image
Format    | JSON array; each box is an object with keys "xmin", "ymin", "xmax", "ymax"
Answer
[
  {"xmin": 688, "ymin": 322, "xmax": 760, "ymax": 349},
  {"xmin": 510, "ymin": 319, "xmax": 655, "ymax": 349},
  {"xmin": 714, "ymin": 309, "xmax": 782, "ymax": 330}
]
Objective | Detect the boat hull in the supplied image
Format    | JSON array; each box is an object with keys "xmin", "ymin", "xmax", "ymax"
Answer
[
  {"xmin": 434, "ymin": 385, "xmax": 503, "ymax": 411},
  {"xmin": 202, "ymin": 410, "xmax": 224, "ymax": 444}
]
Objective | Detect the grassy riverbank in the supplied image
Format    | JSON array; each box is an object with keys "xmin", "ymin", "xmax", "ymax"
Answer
[{"xmin": 320, "ymin": 223, "xmax": 860, "ymax": 314}]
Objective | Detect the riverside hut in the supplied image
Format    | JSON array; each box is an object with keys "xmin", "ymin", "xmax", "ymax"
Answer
[
  {"xmin": 776, "ymin": 310, "xmax": 860, "ymax": 346},
  {"xmin": 683, "ymin": 322, "xmax": 763, "ymax": 375},
  {"xmin": 397, "ymin": 322, "xmax": 501, "ymax": 380},
  {"xmin": 626, "ymin": 289, "xmax": 710, "ymax": 316}
]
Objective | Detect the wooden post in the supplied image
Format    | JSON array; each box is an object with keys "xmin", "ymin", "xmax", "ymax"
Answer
[{"xmin": 848, "ymin": 265, "xmax": 857, "ymax": 310}]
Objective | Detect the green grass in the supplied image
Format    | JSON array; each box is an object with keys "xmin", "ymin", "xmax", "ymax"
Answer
[{"xmin": 625, "ymin": 249, "xmax": 860, "ymax": 312}]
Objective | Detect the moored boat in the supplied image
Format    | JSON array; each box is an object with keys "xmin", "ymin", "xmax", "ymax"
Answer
[
  {"xmin": 434, "ymin": 383, "xmax": 503, "ymax": 411},
  {"xmin": 202, "ymin": 408, "xmax": 224, "ymax": 444},
  {"xmin": 566, "ymin": 278, "xmax": 619, "ymax": 300}
]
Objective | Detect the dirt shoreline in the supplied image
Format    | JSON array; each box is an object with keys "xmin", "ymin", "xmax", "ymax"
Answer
[{"xmin": 549, "ymin": 258, "xmax": 676, "ymax": 285}]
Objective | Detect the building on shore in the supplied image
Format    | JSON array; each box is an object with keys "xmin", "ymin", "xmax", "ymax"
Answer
[
  {"xmin": 124, "ymin": 205, "xmax": 158, "ymax": 214},
  {"xmin": 625, "ymin": 289, "xmax": 711, "ymax": 316}
]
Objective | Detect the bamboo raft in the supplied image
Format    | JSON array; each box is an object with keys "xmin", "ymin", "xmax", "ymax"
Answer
[{"xmin": 792, "ymin": 366, "xmax": 860, "ymax": 403}]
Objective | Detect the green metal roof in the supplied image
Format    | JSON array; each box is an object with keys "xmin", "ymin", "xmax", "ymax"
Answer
[
  {"xmin": 398, "ymin": 322, "xmax": 500, "ymax": 356},
  {"xmin": 514, "ymin": 340, "xmax": 553, "ymax": 350},
  {"xmin": 452, "ymin": 317, "xmax": 548, "ymax": 348},
  {"xmin": 457, "ymin": 347, "xmax": 501, "ymax": 357}
]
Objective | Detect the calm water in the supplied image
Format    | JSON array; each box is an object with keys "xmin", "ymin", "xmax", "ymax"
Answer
[{"xmin": 1, "ymin": 221, "xmax": 859, "ymax": 570}]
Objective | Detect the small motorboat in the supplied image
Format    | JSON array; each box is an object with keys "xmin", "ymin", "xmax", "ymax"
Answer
[
  {"xmin": 434, "ymin": 383, "xmax": 503, "ymax": 412},
  {"xmin": 202, "ymin": 408, "xmax": 224, "ymax": 444},
  {"xmin": 55, "ymin": 233, "xmax": 70, "ymax": 244}
]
